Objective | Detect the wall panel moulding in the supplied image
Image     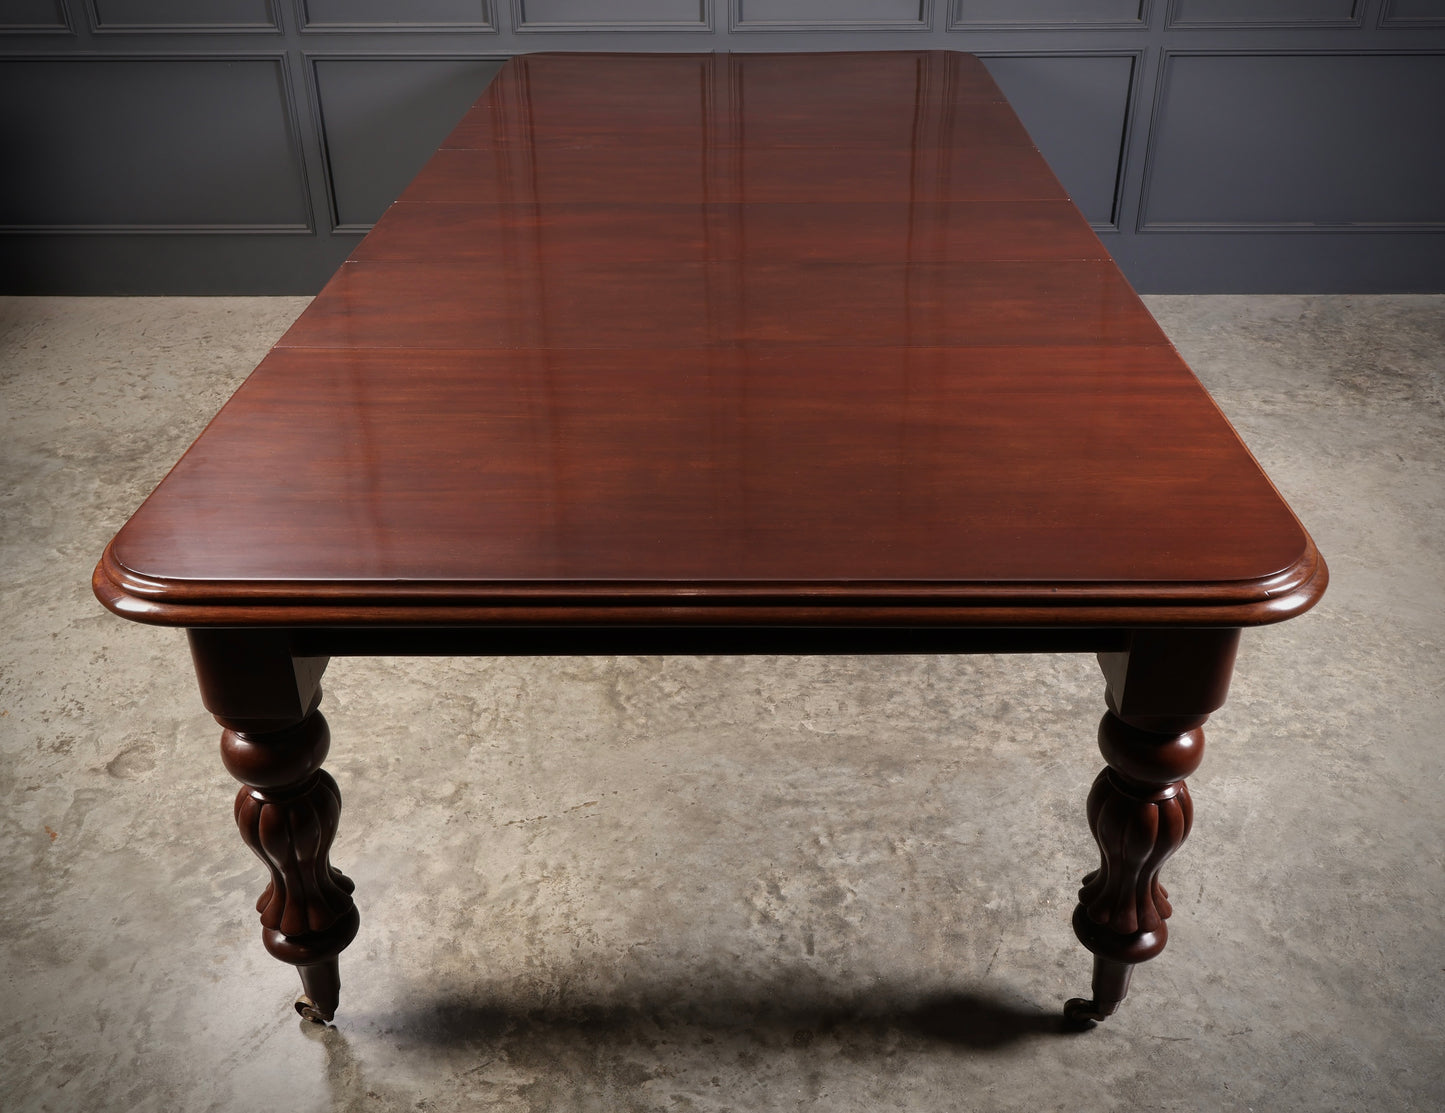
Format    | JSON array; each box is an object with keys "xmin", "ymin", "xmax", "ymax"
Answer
[
  {"xmin": 0, "ymin": 55, "xmax": 312, "ymax": 233},
  {"xmin": 1379, "ymin": 0, "xmax": 1445, "ymax": 26},
  {"xmin": 0, "ymin": 0, "xmax": 73, "ymax": 32},
  {"xmin": 1166, "ymin": 0, "xmax": 1363, "ymax": 29},
  {"xmin": 949, "ymin": 0, "xmax": 1148, "ymax": 31},
  {"xmin": 1139, "ymin": 51, "xmax": 1445, "ymax": 234},
  {"xmin": 86, "ymin": 0, "xmax": 280, "ymax": 32},
  {"xmin": 513, "ymin": 0, "xmax": 711, "ymax": 32},
  {"xmin": 731, "ymin": 0, "xmax": 931, "ymax": 32},
  {"xmin": 299, "ymin": 0, "xmax": 496, "ymax": 32}
]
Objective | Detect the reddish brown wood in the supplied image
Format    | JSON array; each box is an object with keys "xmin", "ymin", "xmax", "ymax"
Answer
[
  {"xmin": 220, "ymin": 698, "xmax": 358, "ymax": 1024},
  {"xmin": 277, "ymin": 259, "xmax": 1165, "ymax": 351},
  {"xmin": 437, "ymin": 52, "xmax": 1008, "ymax": 155},
  {"xmin": 94, "ymin": 52, "xmax": 1324, "ymax": 629},
  {"xmin": 94, "ymin": 335, "xmax": 1319, "ymax": 625},
  {"xmin": 187, "ymin": 630, "xmax": 357, "ymax": 1021},
  {"xmin": 1076, "ymin": 728, "xmax": 1198, "ymax": 944},
  {"xmin": 187, "ymin": 628, "xmax": 327, "ymax": 730},
  {"xmin": 352, "ymin": 201, "xmax": 1109, "ymax": 267},
  {"xmin": 1065, "ymin": 628, "xmax": 1237, "ymax": 1025},
  {"xmin": 91, "ymin": 51, "xmax": 1328, "ymax": 1026},
  {"xmin": 398, "ymin": 144, "xmax": 1067, "ymax": 207}
]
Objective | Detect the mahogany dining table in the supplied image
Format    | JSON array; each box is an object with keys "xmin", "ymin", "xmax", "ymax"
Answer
[{"xmin": 94, "ymin": 51, "xmax": 1327, "ymax": 1028}]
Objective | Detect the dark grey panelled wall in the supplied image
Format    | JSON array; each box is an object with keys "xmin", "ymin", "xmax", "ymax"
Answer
[{"xmin": 3, "ymin": 1, "xmax": 1443, "ymax": 293}]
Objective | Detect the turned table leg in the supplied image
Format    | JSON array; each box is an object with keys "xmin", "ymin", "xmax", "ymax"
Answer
[
  {"xmin": 188, "ymin": 630, "xmax": 358, "ymax": 1023},
  {"xmin": 1066, "ymin": 628, "xmax": 1240, "ymax": 1026},
  {"xmin": 221, "ymin": 701, "xmax": 359, "ymax": 1022}
]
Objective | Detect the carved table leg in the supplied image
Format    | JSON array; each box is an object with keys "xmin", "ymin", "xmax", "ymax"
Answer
[
  {"xmin": 187, "ymin": 629, "xmax": 358, "ymax": 1024},
  {"xmin": 1065, "ymin": 710, "xmax": 1201, "ymax": 1023},
  {"xmin": 221, "ymin": 701, "xmax": 359, "ymax": 1023},
  {"xmin": 1066, "ymin": 628, "xmax": 1240, "ymax": 1026}
]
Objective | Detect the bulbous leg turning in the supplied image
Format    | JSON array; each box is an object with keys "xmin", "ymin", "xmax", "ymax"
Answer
[
  {"xmin": 1066, "ymin": 709, "xmax": 1204, "ymax": 1027},
  {"xmin": 221, "ymin": 698, "xmax": 359, "ymax": 1023}
]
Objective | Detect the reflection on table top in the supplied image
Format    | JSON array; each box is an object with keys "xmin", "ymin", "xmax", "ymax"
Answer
[{"xmin": 100, "ymin": 52, "xmax": 1322, "ymax": 627}]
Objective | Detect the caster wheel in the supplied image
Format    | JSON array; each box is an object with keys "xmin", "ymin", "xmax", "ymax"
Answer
[
  {"xmin": 1063, "ymin": 998, "xmax": 1106, "ymax": 1027},
  {"xmin": 295, "ymin": 995, "xmax": 333, "ymax": 1024}
]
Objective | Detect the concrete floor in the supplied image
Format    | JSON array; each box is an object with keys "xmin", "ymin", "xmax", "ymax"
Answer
[{"xmin": 1, "ymin": 294, "xmax": 1441, "ymax": 1112}]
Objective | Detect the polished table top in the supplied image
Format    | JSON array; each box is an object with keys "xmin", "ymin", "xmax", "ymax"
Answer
[
  {"xmin": 96, "ymin": 51, "xmax": 1324, "ymax": 630},
  {"xmin": 91, "ymin": 49, "xmax": 1329, "ymax": 1032}
]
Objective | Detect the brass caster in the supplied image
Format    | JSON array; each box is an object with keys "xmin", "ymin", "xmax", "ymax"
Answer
[
  {"xmin": 1063, "ymin": 997, "xmax": 1112, "ymax": 1028},
  {"xmin": 295, "ymin": 994, "xmax": 334, "ymax": 1024}
]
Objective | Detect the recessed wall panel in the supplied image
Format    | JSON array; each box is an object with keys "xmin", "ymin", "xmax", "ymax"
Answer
[
  {"xmin": 1142, "ymin": 54, "xmax": 1445, "ymax": 228},
  {"xmin": 0, "ymin": 58, "xmax": 307, "ymax": 229},
  {"xmin": 90, "ymin": 0, "xmax": 275, "ymax": 27},
  {"xmin": 314, "ymin": 58, "xmax": 505, "ymax": 228},
  {"xmin": 1, "ymin": 0, "xmax": 69, "ymax": 28},
  {"xmin": 982, "ymin": 54, "xmax": 1134, "ymax": 226},
  {"xmin": 303, "ymin": 0, "xmax": 493, "ymax": 27},
  {"xmin": 1381, "ymin": 0, "xmax": 1445, "ymax": 23},
  {"xmin": 1169, "ymin": 0, "xmax": 1358, "ymax": 25},
  {"xmin": 952, "ymin": 0, "xmax": 1144, "ymax": 26},
  {"xmin": 516, "ymin": 0, "xmax": 707, "ymax": 28},
  {"xmin": 734, "ymin": 0, "xmax": 927, "ymax": 28}
]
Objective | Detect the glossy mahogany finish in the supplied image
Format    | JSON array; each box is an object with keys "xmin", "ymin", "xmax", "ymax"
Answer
[
  {"xmin": 95, "ymin": 51, "xmax": 1324, "ymax": 630},
  {"xmin": 94, "ymin": 53, "xmax": 1328, "ymax": 1027}
]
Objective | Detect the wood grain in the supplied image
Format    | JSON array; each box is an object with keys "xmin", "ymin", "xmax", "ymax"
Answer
[
  {"xmin": 95, "ymin": 50, "xmax": 1326, "ymax": 630},
  {"xmin": 350, "ymin": 201, "xmax": 1110, "ymax": 267}
]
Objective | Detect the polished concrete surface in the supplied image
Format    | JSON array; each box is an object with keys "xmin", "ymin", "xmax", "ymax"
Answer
[{"xmin": 1, "ymin": 295, "xmax": 1441, "ymax": 1112}]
